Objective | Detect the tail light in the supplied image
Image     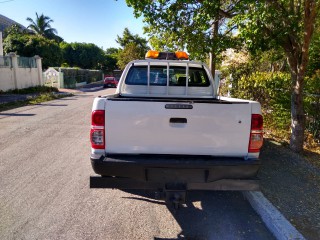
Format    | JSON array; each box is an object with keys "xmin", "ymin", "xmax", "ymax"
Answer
[
  {"xmin": 90, "ymin": 110, "xmax": 105, "ymax": 149},
  {"xmin": 249, "ymin": 114, "xmax": 263, "ymax": 153}
]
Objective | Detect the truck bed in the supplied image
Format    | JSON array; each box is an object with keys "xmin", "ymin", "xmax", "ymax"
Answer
[{"xmin": 97, "ymin": 94, "xmax": 254, "ymax": 158}]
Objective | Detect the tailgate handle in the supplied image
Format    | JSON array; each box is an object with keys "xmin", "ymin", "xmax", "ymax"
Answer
[{"xmin": 170, "ymin": 118, "xmax": 187, "ymax": 124}]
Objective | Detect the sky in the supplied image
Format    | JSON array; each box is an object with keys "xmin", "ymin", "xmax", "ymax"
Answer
[{"xmin": 0, "ymin": 0, "xmax": 147, "ymax": 49}]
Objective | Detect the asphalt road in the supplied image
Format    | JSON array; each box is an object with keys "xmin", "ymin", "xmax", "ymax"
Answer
[{"xmin": 0, "ymin": 87, "xmax": 275, "ymax": 240}]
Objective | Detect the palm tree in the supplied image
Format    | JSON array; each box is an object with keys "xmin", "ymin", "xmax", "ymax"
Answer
[{"xmin": 26, "ymin": 12, "xmax": 58, "ymax": 39}]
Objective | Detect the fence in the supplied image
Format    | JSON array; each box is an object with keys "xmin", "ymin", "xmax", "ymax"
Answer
[
  {"xmin": 43, "ymin": 68, "xmax": 64, "ymax": 88},
  {"xmin": 59, "ymin": 68, "xmax": 102, "ymax": 88},
  {"xmin": 0, "ymin": 56, "xmax": 12, "ymax": 68},
  {"xmin": 0, "ymin": 53, "xmax": 43, "ymax": 91},
  {"xmin": 18, "ymin": 57, "xmax": 37, "ymax": 68},
  {"xmin": 43, "ymin": 67, "xmax": 103, "ymax": 89}
]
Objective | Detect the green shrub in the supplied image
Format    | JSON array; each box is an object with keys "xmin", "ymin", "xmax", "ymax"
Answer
[
  {"xmin": 232, "ymin": 72, "xmax": 292, "ymax": 138},
  {"xmin": 55, "ymin": 68, "xmax": 102, "ymax": 86},
  {"xmin": 231, "ymin": 71, "xmax": 320, "ymax": 142},
  {"xmin": 305, "ymin": 71, "xmax": 320, "ymax": 140},
  {"xmin": 233, "ymin": 71, "xmax": 291, "ymax": 107}
]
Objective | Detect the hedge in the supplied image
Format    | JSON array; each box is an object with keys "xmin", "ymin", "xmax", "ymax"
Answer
[{"xmin": 54, "ymin": 67, "xmax": 103, "ymax": 88}]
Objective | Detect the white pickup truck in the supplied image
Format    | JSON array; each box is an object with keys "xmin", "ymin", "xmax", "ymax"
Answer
[{"xmin": 90, "ymin": 51, "xmax": 263, "ymax": 204}]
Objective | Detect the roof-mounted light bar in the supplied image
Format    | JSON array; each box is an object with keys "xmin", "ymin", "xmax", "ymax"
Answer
[
  {"xmin": 175, "ymin": 51, "xmax": 189, "ymax": 60},
  {"xmin": 145, "ymin": 50, "xmax": 189, "ymax": 60},
  {"xmin": 145, "ymin": 50, "xmax": 159, "ymax": 59}
]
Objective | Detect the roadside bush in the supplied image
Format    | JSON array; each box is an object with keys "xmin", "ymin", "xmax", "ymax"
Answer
[
  {"xmin": 233, "ymin": 72, "xmax": 292, "ymax": 139},
  {"xmin": 231, "ymin": 71, "xmax": 320, "ymax": 142},
  {"xmin": 233, "ymin": 71, "xmax": 291, "ymax": 106},
  {"xmin": 55, "ymin": 68, "xmax": 103, "ymax": 87},
  {"xmin": 305, "ymin": 71, "xmax": 320, "ymax": 141}
]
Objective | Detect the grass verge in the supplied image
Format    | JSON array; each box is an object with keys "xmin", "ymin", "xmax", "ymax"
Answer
[
  {"xmin": 264, "ymin": 126, "xmax": 320, "ymax": 169},
  {"xmin": 0, "ymin": 86, "xmax": 59, "ymax": 95},
  {"xmin": 0, "ymin": 93, "xmax": 73, "ymax": 112}
]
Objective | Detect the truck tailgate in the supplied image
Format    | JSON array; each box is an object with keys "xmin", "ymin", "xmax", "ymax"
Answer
[{"xmin": 105, "ymin": 99, "xmax": 251, "ymax": 157}]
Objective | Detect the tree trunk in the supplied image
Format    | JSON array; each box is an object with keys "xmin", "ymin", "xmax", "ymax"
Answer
[
  {"xmin": 209, "ymin": 51, "xmax": 216, "ymax": 76},
  {"xmin": 209, "ymin": 19, "xmax": 219, "ymax": 76},
  {"xmin": 286, "ymin": 52, "xmax": 306, "ymax": 153},
  {"xmin": 288, "ymin": 0, "xmax": 317, "ymax": 153},
  {"xmin": 290, "ymin": 72, "xmax": 305, "ymax": 153}
]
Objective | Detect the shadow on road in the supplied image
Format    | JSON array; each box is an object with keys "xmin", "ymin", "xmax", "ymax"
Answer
[
  {"xmin": 34, "ymin": 103, "xmax": 68, "ymax": 107},
  {"xmin": 122, "ymin": 190, "xmax": 274, "ymax": 240},
  {"xmin": 0, "ymin": 113, "xmax": 36, "ymax": 117},
  {"xmin": 77, "ymin": 85, "xmax": 110, "ymax": 93}
]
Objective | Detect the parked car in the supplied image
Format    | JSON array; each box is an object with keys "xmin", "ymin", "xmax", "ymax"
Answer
[{"xmin": 103, "ymin": 77, "xmax": 118, "ymax": 88}]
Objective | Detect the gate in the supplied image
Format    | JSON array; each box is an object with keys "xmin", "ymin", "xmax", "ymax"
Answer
[{"xmin": 43, "ymin": 68, "xmax": 64, "ymax": 88}]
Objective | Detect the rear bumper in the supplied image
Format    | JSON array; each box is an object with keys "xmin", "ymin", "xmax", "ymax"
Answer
[
  {"xmin": 90, "ymin": 155, "xmax": 261, "ymax": 191},
  {"xmin": 103, "ymin": 82, "xmax": 117, "ymax": 87}
]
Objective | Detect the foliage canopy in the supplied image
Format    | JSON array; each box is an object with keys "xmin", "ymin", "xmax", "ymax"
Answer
[
  {"xmin": 60, "ymin": 42, "xmax": 106, "ymax": 70},
  {"xmin": 26, "ymin": 12, "xmax": 63, "ymax": 43},
  {"xmin": 116, "ymin": 28, "xmax": 149, "ymax": 69},
  {"xmin": 3, "ymin": 29, "xmax": 62, "ymax": 69}
]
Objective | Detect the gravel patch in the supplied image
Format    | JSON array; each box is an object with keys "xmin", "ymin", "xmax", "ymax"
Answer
[{"xmin": 259, "ymin": 139, "xmax": 320, "ymax": 240}]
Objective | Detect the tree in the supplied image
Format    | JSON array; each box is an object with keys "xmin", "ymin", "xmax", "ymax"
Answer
[
  {"xmin": 117, "ymin": 42, "xmax": 145, "ymax": 70},
  {"xmin": 26, "ymin": 12, "xmax": 62, "ymax": 42},
  {"xmin": 3, "ymin": 32, "xmax": 62, "ymax": 69},
  {"xmin": 102, "ymin": 48, "xmax": 120, "ymax": 73},
  {"xmin": 115, "ymin": 28, "xmax": 149, "ymax": 69},
  {"xmin": 307, "ymin": 18, "xmax": 320, "ymax": 76},
  {"xmin": 60, "ymin": 42, "xmax": 105, "ymax": 69},
  {"xmin": 116, "ymin": 27, "xmax": 149, "ymax": 52},
  {"xmin": 126, "ymin": 0, "xmax": 241, "ymax": 74},
  {"xmin": 105, "ymin": 47, "xmax": 120, "ymax": 55},
  {"xmin": 102, "ymin": 55, "xmax": 118, "ymax": 73},
  {"xmin": 232, "ymin": 0, "xmax": 319, "ymax": 152}
]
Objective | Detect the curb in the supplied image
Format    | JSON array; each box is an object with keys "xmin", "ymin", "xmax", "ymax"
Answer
[{"xmin": 243, "ymin": 191, "xmax": 305, "ymax": 240}]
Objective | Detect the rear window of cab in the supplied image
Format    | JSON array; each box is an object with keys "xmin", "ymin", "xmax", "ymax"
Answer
[{"xmin": 125, "ymin": 66, "xmax": 210, "ymax": 87}]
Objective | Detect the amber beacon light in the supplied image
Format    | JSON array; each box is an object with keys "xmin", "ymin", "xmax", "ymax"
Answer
[
  {"xmin": 145, "ymin": 50, "xmax": 160, "ymax": 59},
  {"xmin": 145, "ymin": 50, "xmax": 189, "ymax": 60},
  {"xmin": 175, "ymin": 51, "xmax": 189, "ymax": 60}
]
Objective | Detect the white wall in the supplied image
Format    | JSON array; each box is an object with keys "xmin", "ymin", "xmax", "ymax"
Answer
[
  {"xmin": 0, "ymin": 68, "xmax": 15, "ymax": 91},
  {"xmin": 16, "ymin": 68, "xmax": 41, "ymax": 89},
  {"xmin": 0, "ymin": 53, "xmax": 43, "ymax": 91}
]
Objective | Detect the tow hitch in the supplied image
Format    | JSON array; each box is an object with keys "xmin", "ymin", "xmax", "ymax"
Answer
[
  {"xmin": 90, "ymin": 176, "xmax": 189, "ymax": 209},
  {"xmin": 164, "ymin": 183, "xmax": 187, "ymax": 209},
  {"xmin": 153, "ymin": 189, "xmax": 187, "ymax": 209},
  {"xmin": 165, "ymin": 190, "xmax": 187, "ymax": 209}
]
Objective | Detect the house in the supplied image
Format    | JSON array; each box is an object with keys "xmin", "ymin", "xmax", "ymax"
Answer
[{"xmin": 0, "ymin": 14, "xmax": 26, "ymax": 33}]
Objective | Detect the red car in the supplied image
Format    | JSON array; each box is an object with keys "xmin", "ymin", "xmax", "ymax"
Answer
[{"xmin": 103, "ymin": 76, "xmax": 118, "ymax": 88}]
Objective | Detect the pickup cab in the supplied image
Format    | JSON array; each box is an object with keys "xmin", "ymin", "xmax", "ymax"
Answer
[{"xmin": 90, "ymin": 51, "xmax": 263, "ymax": 204}]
